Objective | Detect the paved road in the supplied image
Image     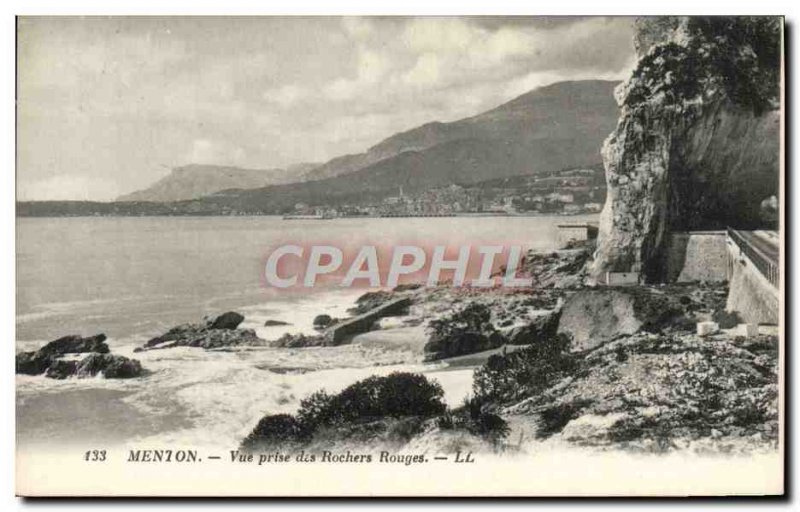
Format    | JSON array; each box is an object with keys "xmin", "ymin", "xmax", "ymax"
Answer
[{"xmin": 731, "ymin": 229, "xmax": 780, "ymax": 264}]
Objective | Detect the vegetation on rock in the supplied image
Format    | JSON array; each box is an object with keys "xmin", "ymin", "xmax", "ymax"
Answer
[{"xmin": 241, "ymin": 372, "xmax": 446, "ymax": 451}]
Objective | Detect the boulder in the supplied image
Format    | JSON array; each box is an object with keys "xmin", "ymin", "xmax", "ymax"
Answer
[
  {"xmin": 557, "ymin": 289, "xmax": 686, "ymax": 352},
  {"xmin": 208, "ymin": 311, "xmax": 245, "ymax": 330},
  {"xmin": 313, "ymin": 314, "xmax": 334, "ymax": 329},
  {"xmin": 37, "ymin": 334, "xmax": 109, "ymax": 356}
]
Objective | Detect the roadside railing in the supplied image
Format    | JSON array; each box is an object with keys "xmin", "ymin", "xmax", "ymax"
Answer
[{"xmin": 727, "ymin": 228, "xmax": 779, "ymax": 288}]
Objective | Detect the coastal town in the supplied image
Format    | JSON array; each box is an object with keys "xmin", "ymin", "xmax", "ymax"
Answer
[{"xmin": 301, "ymin": 166, "xmax": 606, "ymax": 218}]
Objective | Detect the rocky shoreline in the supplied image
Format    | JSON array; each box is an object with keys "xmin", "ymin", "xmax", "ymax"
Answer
[{"xmin": 234, "ymin": 239, "xmax": 779, "ymax": 455}]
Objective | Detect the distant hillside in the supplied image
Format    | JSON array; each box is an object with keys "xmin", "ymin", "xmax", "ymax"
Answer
[
  {"xmin": 117, "ymin": 163, "xmax": 317, "ymax": 202},
  {"xmin": 20, "ymin": 80, "xmax": 621, "ymax": 217},
  {"xmin": 301, "ymin": 80, "xmax": 620, "ymax": 182}
]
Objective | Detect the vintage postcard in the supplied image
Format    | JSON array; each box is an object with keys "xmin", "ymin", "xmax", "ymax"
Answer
[{"xmin": 15, "ymin": 16, "xmax": 784, "ymax": 496}]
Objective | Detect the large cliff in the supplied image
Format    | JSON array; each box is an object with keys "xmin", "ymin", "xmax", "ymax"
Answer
[{"xmin": 591, "ymin": 17, "xmax": 781, "ymax": 283}]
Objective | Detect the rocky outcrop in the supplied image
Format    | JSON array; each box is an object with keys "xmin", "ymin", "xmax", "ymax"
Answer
[
  {"xmin": 523, "ymin": 242, "xmax": 594, "ymax": 289},
  {"xmin": 17, "ymin": 333, "xmax": 111, "ymax": 374},
  {"xmin": 45, "ymin": 354, "xmax": 143, "ymax": 380},
  {"xmin": 505, "ymin": 331, "xmax": 779, "ymax": 453},
  {"xmin": 348, "ymin": 291, "xmax": 394, "ymax": 315},
  {"xmin": 16, "ymin": 333, "xmax": 143, "ymax": 379},
  {"xmin": 270, "ymin": 333, "xmax": 325, "ymax": 349},
  {"xmin": 37, "ymin": 334, "xmax": 109, "ymax": 356},
  {"xmin": 591, "ymin": 17, "xmax": 781, "ymax": 283},
  {"xmin": 136, "ymin": 312, "xmax": 265, "ymax": 351},
  {"xmin": 557, "ymin": 288, "xmax": 691, "ymax": 352},
  {"xmin": 16, "ymin": 351, "xmax": 56, "ymax": 376}
]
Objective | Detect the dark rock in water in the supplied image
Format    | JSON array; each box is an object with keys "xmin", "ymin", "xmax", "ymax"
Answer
[
  {"xmin": 191, "ymin": 328, "xmax": 263, "ymax": 349},
  {"xmin": 508, "ymin": 310, "xmax": 562, "ymax": 345},
  {"xmin": 16, "ymin": 333, "xmax": 111, "ymax": 376},
  {"xmin": 143, "ymin": 323, "xmax": 198, "ymax": 348},
  {"xmin": 44, "ymin": 359, "xmax": 79, "ymax": 379},
  {"xmin": 423, "ymin": 331, "xmax": 505, "ymax": 362},
  {"xmin": 38, "ymin": 334, "xmax": 109, "ymax": 357},
  {"xmin": 45, "ymin": 354, "xmax": 143, "ymax": 379},
  {"xmin": 264, "ymin": 319, "xmax": 291, "ymax": 326},
  {"xmin": 208, "ymin": 311, "xmax": 245, "ymax": 330},
  {"xmin": 270, "ymin": 333, "xmax": 325, "ymax": 348},
  {"xmin": 16, "ymin": 351, "xmax": 56, "ymax": 375},
  {"xmin": 76, "ymin": 354, "xmax": 143, "ymax": 378},
  {"xmin": 139, "ymin": 314, "xmax": 265, "ymax": 351},
  {"xmin": 313, "ymin": 314, "xmax": 335, "ymax": 329},
  {"xmin": 140, "ymin": 326, "xmax": 264, "ymax": 351}
]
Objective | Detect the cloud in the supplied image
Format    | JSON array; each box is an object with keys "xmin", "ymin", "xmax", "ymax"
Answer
[
  {"xmin": 402, "ymin": 53, "xmax": 441, "ymax": 86},
  {"xmin": 263, "ymin": 84, "xmax": 308, "ymax": 108},
  {"xmin": 18, "ymin": 175, "xmax": 122, "ymax": 202},
  {"xmin": 186, "ymin": 139, "xmax": 247, "ymax": 166}
]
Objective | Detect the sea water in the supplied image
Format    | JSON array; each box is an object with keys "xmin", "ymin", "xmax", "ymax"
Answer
[{"xmin": 16, "ymin": 214, "xmax": 596, "ymax": 449}]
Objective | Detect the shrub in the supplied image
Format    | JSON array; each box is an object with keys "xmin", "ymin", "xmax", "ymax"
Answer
[
  {"xmin": 473, "ymin": 334, "xmax": 576, "ymax": 403},
  {"xmin": 536, "ymin": 399, "xmax": 593, "ymax": 439},
  {"xmin": 626, "ymin": 17, "xmax": 781, "ymax": 115},
  {"xmin": 427, "ymin": 303, "xmax": 493, "ymax": 339},
  {"xmin": 462, "ymin": 397, "xmax": 510, "ymax": 442},
  {"xmin": 243, "ymin": 372, "xmax": 446, "ymax": 450},
  {"xmin": 295, "ymin": 390, "xmax": 337, "ymax": 431},
  {"xmin": 240, "ymin": 414, "xmax": 307, "ymax": 450},
  {"xmin": 712, "ymin": 309, "xmax": 742, "ymax": 329},
  {"xmin": 329, "ymin": 372, "xmax": 446, "ymax": 422}
]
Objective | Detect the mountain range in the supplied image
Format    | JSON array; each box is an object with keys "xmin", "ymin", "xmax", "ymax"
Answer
[
  {"xmin": 116, "ymin": 163, "xmax": 318, "ymax": 202},
  {"xmin": 116, "ymin": 80, "xmax": 620, "ymax": 208},
  {"xmin": 19, "ymin": 79, "xmax": 621, "ymax": 216}
]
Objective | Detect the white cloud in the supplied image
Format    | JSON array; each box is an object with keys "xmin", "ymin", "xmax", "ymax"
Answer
[
  {"xmin": 187, "ymin": 139, "xmax": 247, "ymax": 166},
  {"xmin": 263, "ymin": 84, "xmax": 308, "ymax": 108},
  {"xmin": 402, "ymin": 53, "xmax": 441, "ymax": 86}
]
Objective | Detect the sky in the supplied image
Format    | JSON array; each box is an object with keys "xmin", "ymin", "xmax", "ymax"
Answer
[{"xmin": 16, "ymin": 16, "xmax": 637, "ymax": 201}]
